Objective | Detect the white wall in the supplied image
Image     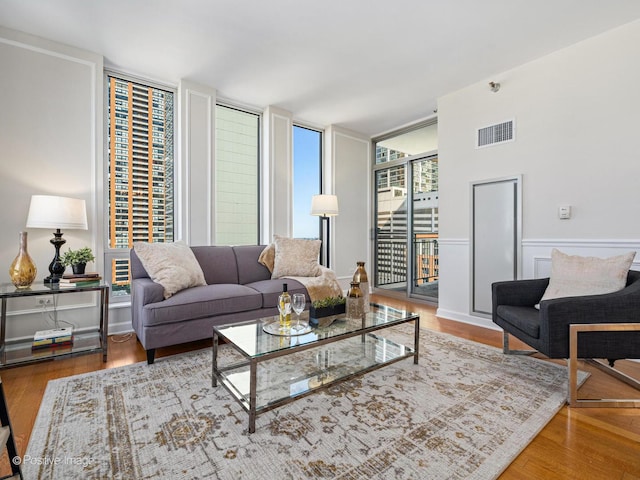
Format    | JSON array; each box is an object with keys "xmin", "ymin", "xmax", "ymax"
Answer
[
  {"xmin": 177, "ymin": 79, "xmax": 216, "ymax": 245},
  {"xmin": 437, "ymin": 19, "xmax": 640, "ymax": 329},
  {"xmin": 0, "ymin": 27, "xmax": 104, "ymax": 339},
  {"xmin": 328, "ymin": 126, "xmax": 371, "ymax": 288}
]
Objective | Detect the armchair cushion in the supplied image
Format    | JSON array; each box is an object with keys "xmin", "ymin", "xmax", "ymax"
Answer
[{"xmin": 538, "ymin": 249, "xmax": 635, "ymax": 305}]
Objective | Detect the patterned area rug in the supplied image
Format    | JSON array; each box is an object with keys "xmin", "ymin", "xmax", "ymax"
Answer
[{"xmin": 25, "ymin": 325, "xmax": 586, "ymax": 479}]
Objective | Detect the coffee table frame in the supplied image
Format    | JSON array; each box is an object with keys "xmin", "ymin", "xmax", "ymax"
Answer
[{"xmin": 212, "ymin": 304, "xmax": 419, "ymax": 433}]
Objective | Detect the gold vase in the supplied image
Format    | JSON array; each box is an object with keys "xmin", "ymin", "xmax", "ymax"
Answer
[
  {"xmin": 353, "ymin": 261, "xmax": 370, "ymax": 313},
  {"xmin": 9, "ymin": 231, "xmax": 37, "ymax": 289},
  {"xmin": 346, "ymin": 281, "xmax": 364, "ymax": 319}
]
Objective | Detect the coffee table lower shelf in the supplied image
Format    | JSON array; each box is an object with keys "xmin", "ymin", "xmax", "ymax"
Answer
[{"xmin": 213, "ymin": 333, "xmax": 416, "ymax": 433}]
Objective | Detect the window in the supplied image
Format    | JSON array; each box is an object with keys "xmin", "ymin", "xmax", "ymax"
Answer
[
  {"xmin": 106, "ymin": 74, "xmax": 175, "ymax": 297},
  {"xmin": 215, "ymin": 105, "xmax": 260, "ymax": 245},
  {"xmin": 293, "ymin": 125, "xmax": 322, "ymax": 239}
]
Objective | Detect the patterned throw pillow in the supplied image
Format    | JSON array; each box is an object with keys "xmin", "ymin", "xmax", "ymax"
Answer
[
  {"xmin": 538, "ymin": 248, "xmax": 635, "ymax": 305},
  {"xmin": 134, "ymin": 241, "xmax": 206, "ymax": 299},
  {"xmin": 271, "ymin": 235, "xmax": 321, "ymax": 278}
]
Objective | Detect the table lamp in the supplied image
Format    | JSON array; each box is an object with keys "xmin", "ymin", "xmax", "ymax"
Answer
[
  {"xmin": 26, "ymin": 195, "xmax": 88, "ymax": 283},
  {"xmin": 310, "ymin": 194, "xmax": 339, "ymax": 268}
]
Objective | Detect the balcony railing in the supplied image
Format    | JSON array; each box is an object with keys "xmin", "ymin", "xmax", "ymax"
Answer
[{"xmin": 376, "ymin": 236, "xmax": 438, "ymax": 288}]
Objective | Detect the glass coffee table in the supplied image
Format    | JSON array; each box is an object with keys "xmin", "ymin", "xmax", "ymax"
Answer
[{"xmin": 212, "ymin": 303, "xmax": 419, "ymax": 433}]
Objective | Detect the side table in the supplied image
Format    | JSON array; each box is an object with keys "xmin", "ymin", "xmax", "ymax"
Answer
[{"xmin": 0, "ymin": 282, "xmax": 109, "ymax": 368}]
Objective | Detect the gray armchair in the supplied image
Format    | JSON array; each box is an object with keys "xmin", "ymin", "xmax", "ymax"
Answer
[{"xmin": 492, "ymin": 270, "xmax": 640, "ymax": 407}]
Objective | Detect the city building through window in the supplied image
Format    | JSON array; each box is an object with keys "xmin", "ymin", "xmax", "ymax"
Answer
[{"xmin": 106, "ymin": 75, "xmax": 175, "ymax": 296}]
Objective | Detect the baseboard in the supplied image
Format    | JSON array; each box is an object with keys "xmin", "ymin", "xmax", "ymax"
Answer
[{"xmin": 436, "ymin": 308, "xmax": 501, "ymax": 332}]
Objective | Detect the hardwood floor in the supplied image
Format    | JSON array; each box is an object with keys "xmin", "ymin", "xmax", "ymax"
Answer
[{"xmin": 1, "ymin": 294, "xmax": 639, "ymax": 479}]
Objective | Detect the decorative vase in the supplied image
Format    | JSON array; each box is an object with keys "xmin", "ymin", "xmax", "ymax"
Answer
[
  {"xmin": 346, "ymin": 281, "xmax": 364, "ymax": 319},
  {"xmin": 353, "ymin": 261, "xmax": 370, "ymax": 313},
  {"xmin": 72, "ymin": 263, "xmax": 87, "ymax": 275},
  {"xmin": 9, "ymin": 231, "xmax": 37, "ymax": 289}
]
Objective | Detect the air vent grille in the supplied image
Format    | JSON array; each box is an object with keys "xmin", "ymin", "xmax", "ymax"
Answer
[{"xmin": 476, "ymin": 119, "xmax": 514, "ymax": 148}]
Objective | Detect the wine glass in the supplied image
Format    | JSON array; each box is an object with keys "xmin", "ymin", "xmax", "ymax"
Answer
[{"xmin": 292, "ymin": 294, "xmax": 306, "ymax": 332}]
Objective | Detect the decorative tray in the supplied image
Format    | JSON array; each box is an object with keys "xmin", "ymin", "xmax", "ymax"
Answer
[{"xmin": 262, "ymin": 321, "xmax": 313, "ymax": 337}]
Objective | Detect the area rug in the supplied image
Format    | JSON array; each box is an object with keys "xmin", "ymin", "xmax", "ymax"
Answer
[{"xmin": 24, "ymin": 325, "xmax": 586, "ymax": 479}]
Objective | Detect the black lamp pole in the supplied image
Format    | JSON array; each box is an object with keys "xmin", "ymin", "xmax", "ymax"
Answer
[
  {"xmin": 321, "ymin": 215, "xmax": 330, "ymax": 269},
  {"xmin": 45, "ymin": 228, "xmax": 66, "ymax": 283}
]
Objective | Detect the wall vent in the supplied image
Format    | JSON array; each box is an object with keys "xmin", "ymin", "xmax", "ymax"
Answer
[{"xmin": 476, "ymin": 119, "xmax": 515, "ymax": 148}]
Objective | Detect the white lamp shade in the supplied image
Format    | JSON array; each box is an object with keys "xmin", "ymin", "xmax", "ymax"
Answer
[
  {"xmin": 26, "ymin": 195, "xmax": 88, "ymax": 230},
  {"xmin": 310, "ymin": 194, "xmax": 339, "ymax": 217}
]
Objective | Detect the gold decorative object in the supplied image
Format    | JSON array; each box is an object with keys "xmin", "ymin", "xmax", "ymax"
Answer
[
  {"xmin": 346, "ymin": 281, "xmax": 364, "ymax": 319},
  {"xmin": 9, "ymin": 231, "xmax": 37, "ymax": 289},
  {"xmin": 353, "ymin": 261, "xmax": 370, "ymax": 313}
]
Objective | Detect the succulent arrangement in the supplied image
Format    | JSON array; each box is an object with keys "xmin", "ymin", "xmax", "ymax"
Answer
[{"xmin": 311, "ymin": 296, "xmax": 345, "ymax": 309}]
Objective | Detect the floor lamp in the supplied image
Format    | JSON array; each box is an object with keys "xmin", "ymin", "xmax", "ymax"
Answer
[{"xmin": 310, "ymin": 194, "xmax": 339, "ymax": 269}]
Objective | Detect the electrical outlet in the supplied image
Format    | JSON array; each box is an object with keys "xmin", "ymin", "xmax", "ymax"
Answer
[{"xmin": 38, "ymin": 298, "xmax": 52, "ymax": 306}]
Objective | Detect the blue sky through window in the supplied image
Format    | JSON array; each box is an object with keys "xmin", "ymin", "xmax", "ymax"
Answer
[{"xmin": 293, "ymin": 126, "xmax": 321, "ymax": 239}]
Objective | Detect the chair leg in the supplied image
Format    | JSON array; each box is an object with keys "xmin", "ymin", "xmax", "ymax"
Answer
[
  {"xmin": 502, "ymin": 331, "xmax": 536, "ymax": 355},
  {"xmin": 585, "ymin": 359, "xmax": 640, "ymax": 391},
  {"xmin": 568, "ymin": 323, "xmax": 640, "ymax": 408}
]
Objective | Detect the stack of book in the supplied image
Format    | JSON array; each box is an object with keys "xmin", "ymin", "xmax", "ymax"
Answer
[
  {"xmin": 32, "ymin": 327, "xmax": 74, "ymax": 350},
  {"xmin": 59, "ymin": 272, "xmax": 102, "ymax": 287}
]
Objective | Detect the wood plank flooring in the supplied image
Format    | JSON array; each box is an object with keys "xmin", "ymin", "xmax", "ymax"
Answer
[{"xmin": 1, "ymin": 294, "xmax": 639, "ymax": 479}]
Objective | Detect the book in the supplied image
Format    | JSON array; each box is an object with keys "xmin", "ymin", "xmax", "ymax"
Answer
[
  {"xmin": 58, "ymin": 280, "xmax": 101, "ymax": 287},
  {"xmin": 62, "ymin": 272, "xmax": 100, "ymax": 279},
  {"xmin": 33, "ymin": 335, "xmax": 72, "ymax": 346},
  {"xmin": 34, "ymin": 327, "xmax": 73, "ymax": 341},
  {"xmin": 32, "ymin": 338, "xmax": 74, "ymax": 350},
  {"xmin": 59, "ymin": 276, "xmax": 102, "ymax": 283}
]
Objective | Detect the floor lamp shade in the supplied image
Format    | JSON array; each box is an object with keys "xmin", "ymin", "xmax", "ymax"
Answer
[
  {"xmin": 310, "ymin": 195, "xmax": 339, "ymax": 268},
  {"xmin": 26, "ymin": 195, "xmax": 88, "ymax": 283},
  {"xmin": 310, "ymin": 195, "xmax": 339, "ymax": 217}
]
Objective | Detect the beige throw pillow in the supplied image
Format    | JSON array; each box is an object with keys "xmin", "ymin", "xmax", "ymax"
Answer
[
  {"xmin": 271, "ymin": 236, "xmax": 321, "ymax": 278},
  {"xmin": 134, "ymin": 241, "xmax": 206, "ymax": 299},
  {"xmin": 538, "ymin": 248, "xmax": 635, "ymax": 305}
]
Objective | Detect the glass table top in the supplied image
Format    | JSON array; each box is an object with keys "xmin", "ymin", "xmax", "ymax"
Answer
[
  {"xmin": 214, "ymin": 303, "xmax": 418, "ymax": 358},
  {"xmin": 0, "ymin": 281, "xmax": 108, "ymax": 297}
]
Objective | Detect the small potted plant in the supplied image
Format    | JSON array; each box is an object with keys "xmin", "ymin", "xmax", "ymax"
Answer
[
  {"xmin": 61, "ymin": 247, "xmax": 95, "ymax": 275},
  {"xmin": 309, "ymin": 295, "xmax": 346, "ymax": 319}
]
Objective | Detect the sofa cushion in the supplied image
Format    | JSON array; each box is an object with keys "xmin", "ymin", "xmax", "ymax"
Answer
[
  {"xmin": 133, "ymin": 241, "xmax": 206, "ymax": 299},
  {"xmin": 233, "ymin": 245, "xmax": 272, "ymax": 285},
  {"xmin": 246, "ymin": 279, "xmax": 308, "ymax": 308},
  {"xmin": 539, "ymin": 248, "xmax": 635, "ymax": 305},
  {"xmin": 141, "ymin": 284, "xmax": 263, "ymax": 327},
  {"xmin": 191, "ymin": 246, "xmax": 239, "ymax": 285},
  {"xmin": 271, "ymin": 236, "xmax": 321, "ymax": 278}
]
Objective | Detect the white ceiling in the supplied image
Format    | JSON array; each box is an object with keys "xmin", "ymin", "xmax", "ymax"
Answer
[{"xmin": 2, "ymin": 0, "xmax": 640, "ymax": 137}]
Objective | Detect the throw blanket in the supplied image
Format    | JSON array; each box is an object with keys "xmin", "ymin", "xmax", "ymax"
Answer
[{"xmin": 286, "ymin": 266, "xmax": 343, "ymax": 302}]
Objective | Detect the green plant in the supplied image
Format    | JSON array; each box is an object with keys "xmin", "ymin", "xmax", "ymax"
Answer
[
  {"xmin": 311, "ymin": 296, "xmax": 345, "ymax": 309},
  {"xmin": 61, "ymin": 247, "xmax": 95, "ymax": 266}
]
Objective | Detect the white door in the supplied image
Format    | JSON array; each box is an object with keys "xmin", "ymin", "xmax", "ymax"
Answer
[{"xmin": 471, "ymin": 176, "xmax": 521, "ymax": 316}]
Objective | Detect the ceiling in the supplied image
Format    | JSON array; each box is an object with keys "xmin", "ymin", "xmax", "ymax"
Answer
[{"xmin": 2, "ymin": 0, "xmax": 640, "ymax": 137}]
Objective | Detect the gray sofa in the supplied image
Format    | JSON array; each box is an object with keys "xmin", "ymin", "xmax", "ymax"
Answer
[{"xmin": 130, "ymin": 245, "xmax": 309, "ymax": 364}]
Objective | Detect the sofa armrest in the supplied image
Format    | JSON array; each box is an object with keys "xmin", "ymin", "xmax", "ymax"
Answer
[
  {"xmin": 492, "ymin": 278, "xmax": 549, "ymax": 315},
  {"xmin": 131, "ymin": 278, "xmax": 164, "ymax": 330}
]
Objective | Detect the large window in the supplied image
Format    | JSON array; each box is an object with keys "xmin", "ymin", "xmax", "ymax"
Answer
[
  {"xmin": 106, "ymin": 74, "xmax": 175, "ymax": 297},
  {"xmin": 293, "ymin": 125, "xmax": 322, "ymax": 239},
  {"xmin": 215, "ymin": 105, "xmax": 260, "ymax": 245}
]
